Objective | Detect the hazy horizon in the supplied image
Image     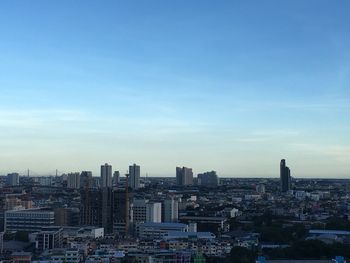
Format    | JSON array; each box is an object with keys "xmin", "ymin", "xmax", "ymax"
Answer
[{"xmin": 1, "ymin": 1, "xmax": 349, "ymax": 178}]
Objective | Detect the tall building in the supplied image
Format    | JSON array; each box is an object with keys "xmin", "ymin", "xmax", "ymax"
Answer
[
  {"xmin": 146, "ymin": 202, "xmax": 162, "ymax": 223},
  {"xmin": 162, "ymin": 198, "xmax": 179, "ymax": 222},
  {"xmin": 129, "ymin": 164, "xmax": 140, "ymax": 190},
  {"xmin": 113, "ymin": 171, "xmax": 120, "ymax": 187},
  {"xmin": 176, "ymin": 167, "xmax": 193, "ymax": 186},
  {"xmin": 280, "ymin": 159, "xmax": 292, "ymax": 192},
  {"xmin": 112, "ymin": 189, "xmax": 133, "ymax": 236},
  {"xmin": 80, "ymin": 188, "xmax": 113, "ymax": 234},
  {"xmin": 197, "ymin": 171, "xmax": 219, "ymax": 187},
  {"xmin": 100, "ymin": 163, "xmax": 112, "ymax": 188},
  {"xmin": 7, "ymin": 173, "xmax": 19, "ymax": 186},
  {"xmin": 67, "ymin": 173, "xmax": 80, "ymax": 189},
  {"xmin": 132, "ymin": 199, "xmax": 162, "ymax": 223},
  {"xmin": 80, "ymin": 171, "xmax": 92, "ymax": 189}
]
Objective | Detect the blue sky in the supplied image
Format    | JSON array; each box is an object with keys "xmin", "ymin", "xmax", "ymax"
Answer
[{"xmin": 0, "ymin": 1, "xmax": 349, "ymax": 177}]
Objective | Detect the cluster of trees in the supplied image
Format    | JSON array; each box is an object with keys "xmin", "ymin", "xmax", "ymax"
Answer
[{"xmin": 226, "ymin": 240, "xmax": 350, "ymax": 262}]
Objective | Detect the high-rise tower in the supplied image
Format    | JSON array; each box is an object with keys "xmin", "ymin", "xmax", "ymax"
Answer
[
  {"xmin": 280, "ymin": 159, "xmax": 291, "ymax": 192},
  {"xmin": 101, "ymin": 163, "xmax": 112, "ymax": 188},
  {"xmin": 128, "ymin": 164, "xmax": 140, "ymax": 190}
]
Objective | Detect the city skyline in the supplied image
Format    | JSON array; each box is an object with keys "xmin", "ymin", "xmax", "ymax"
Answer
[{"xmin": 1, "ymin": 1, "xmax": 350, "ymax": 177}]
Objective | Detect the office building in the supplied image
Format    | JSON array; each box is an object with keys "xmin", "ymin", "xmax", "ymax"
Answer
[
  {"xmin": 7, "ymin": 173, "xmax": 19, "ymax": 186},
  {"xmin": 67, "ymin": 173, "xmax": 80, "ymax": 189},
  {"xmin": 162, "ymin": 198, "xmax": 179, "ymax": 222},
  {"xmin": 176, "ymin": 167, "xmax": 193, "ymax": 186},
  {"xmin": 129, "ymin": 164, "xmax": 140, "ymax": 190},
  {"xmin": 280, "ymin": 159, "xmax": 292, "ymax": 192},
  {"xmin": 5, "ymin": 208, "xmax": 55, "ymax": 232},
  {"xmin": 197, "ymin": 171, "xmax": 219, "ymax": 187},
  {"xmin": 100, "ymin": 163, "xmax": 112, "ymax": 188}
]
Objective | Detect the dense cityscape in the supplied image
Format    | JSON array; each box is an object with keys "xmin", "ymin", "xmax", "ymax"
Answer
[{"xmin": 0, "ymin": 160, "xmax": 349, "ymax": 262}]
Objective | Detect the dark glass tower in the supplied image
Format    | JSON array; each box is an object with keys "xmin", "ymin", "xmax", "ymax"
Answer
[{"xmin": 280, "ymin": 159, "xmax": 291, "ymax": 192}]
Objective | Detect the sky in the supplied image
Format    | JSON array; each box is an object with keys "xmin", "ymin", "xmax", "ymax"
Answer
[{"xmin": 0, "ymin": 1, "xmax": 350, "ymax": 178}]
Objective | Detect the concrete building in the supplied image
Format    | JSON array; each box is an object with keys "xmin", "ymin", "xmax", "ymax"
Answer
[
  {"xmin": 132, "ymin": 199, "xmax": 162, "ymax": 223},
  {"xmin": 197, "ymin": 171, "xmax": 219, "ymax": 187},
  {"xmin": 162, "ymin": 198, "xmax": 179, "ymax": 222},
  {"xmin": 5, "ymin": 208, "xmax": 55, "ymax": 232},
  {"xmin": 100, "ymin": 163, "xmax": 112, "ymax": 188},
  {"xmin": 146, "ymin": 202, "xmax": 162, "ymax": 223},
  {"xmin": 7, "ymin": 173, "xmax": 19, "ymax": 186},
  {"xmin": 129, "ymin": 164, "xmax": 140, "ymax": 190},
  {"xmin": 176, "ymin": 167, "xmax": 193, "ymax": 186},
  {"xmin": 67, "ymin": 172, "xmax": 80, "ymax": 189},
  {"xmin": 32, "ymin": 226, "xmax": 63, "ymax": 252}
]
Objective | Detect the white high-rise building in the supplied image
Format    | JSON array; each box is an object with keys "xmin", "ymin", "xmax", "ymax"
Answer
[
  {"xmin": 67, "ymin": 173, "xmax": 80, "ymax": 189},
  {"xmin": 7, "ymin": 173, "xmax": 19, "ymax": 186},
  {"xmin": 129, "ymin": 164, "xmax": 140, "ymax": 190},
  {"xmin": 162, "ymin": 198, "xmax": 178, "ymax": 222},
  {"xmin": 100, "ymin": 163, "xmax": 112, "ymax": 188},
  {"xmin": 146, "ymin": 202, "xmax": 162, "ymax": 223},
  {"xmin": 132, "ymin": 199, "xmax": 162, "ymax": 223}
]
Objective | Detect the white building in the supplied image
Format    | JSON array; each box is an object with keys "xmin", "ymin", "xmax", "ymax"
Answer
[
  {"xmin": 129, "ymin": 164, "xmax": 140, "ymax": 190},
  {"xmin": 67, "ymin": 173, "xmax": 80, "ymax": 189},
  {"xmin": 7, "ymin": 173, "xmax": 19, "ymax": 186},
  {"xmin": 163, "ymin": 198, "xmax": 178, "ymax": 222},
  {"xmin": 146, "ymin": 202, "xmax": 162, "ymax": 223},
  {"xmin": 132, "ymin": 199, "xmax": 162, "ymax": 223}
]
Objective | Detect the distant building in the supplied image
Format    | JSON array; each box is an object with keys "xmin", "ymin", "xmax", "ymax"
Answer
[
  {"xmin": 54, "ymin": 207, "xmax": 79, "ymax": 226},
  {"xmin": 80, "ymin": 171, "xmax": 92, "ymax": 189},
  {"xmin": 7, "ymin": 173, "xmax": 19, "ymax": 186},
  {"xmin": 176, "ymin": 167, "xmax": 193, "ymax": 186},
  {"xmin": 101, "ymin": 163, "xmax": 112, "ymax": 188},
  {"xmin": 113, "ymin": 171, "xmax": 120, "ymax": 187},
  {"xmin": 162, "ymin": 198, "xmax": 179, "ymax": 222},
  {"xmin": 129, "ymin": 164, "xmax": 140, "ymax": 190},
  {"xmin": 5, "ymin": 208, "xmax": 55, "ymax": 232},
  {"xmin": 256, "ymin": 184, "xmax": 266, "ymax": 194},
  {"xmin": 138, "ymin": 222, "xmax": 188, "ymax": 239},
  {"xmin": 280, "ymin": 159, "xmax": 292, "ymax": 192},
  {"xmin": 197, "ymin": 171, "xmax": 219, "ymax": 187},
  {"xmin": 67, "ymin": 173, "xmax": 80, "ymax": 189}
]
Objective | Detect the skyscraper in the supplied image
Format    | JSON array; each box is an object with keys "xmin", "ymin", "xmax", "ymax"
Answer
[
  {"xmin": 67, "ymin": 172, "xmax": 80, "ymax": 189},
  {"xmin": 280, "ymin": 159, "xmax": 292, "ymax": 192},
  {"xmin": 80, "ymin": 171, "xmax": 92, "ymax": 189},
  {"xmin": 176, "ymin": 167, "xmax": 193, "ymax": 186},
  {"xmin": 162, "ymin": 198, "xmax": 179, "ymax": 222},
  {"xmin": 100, "ymin": 163, "xmax": 112, "ymax": 188},
  {"xmin": 7, "ymin": 173, "xmax": 19, "ymax": 186},
  {"xmin": 129, "ymin": 164, "xmax": 140, "ymax": 190}
]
